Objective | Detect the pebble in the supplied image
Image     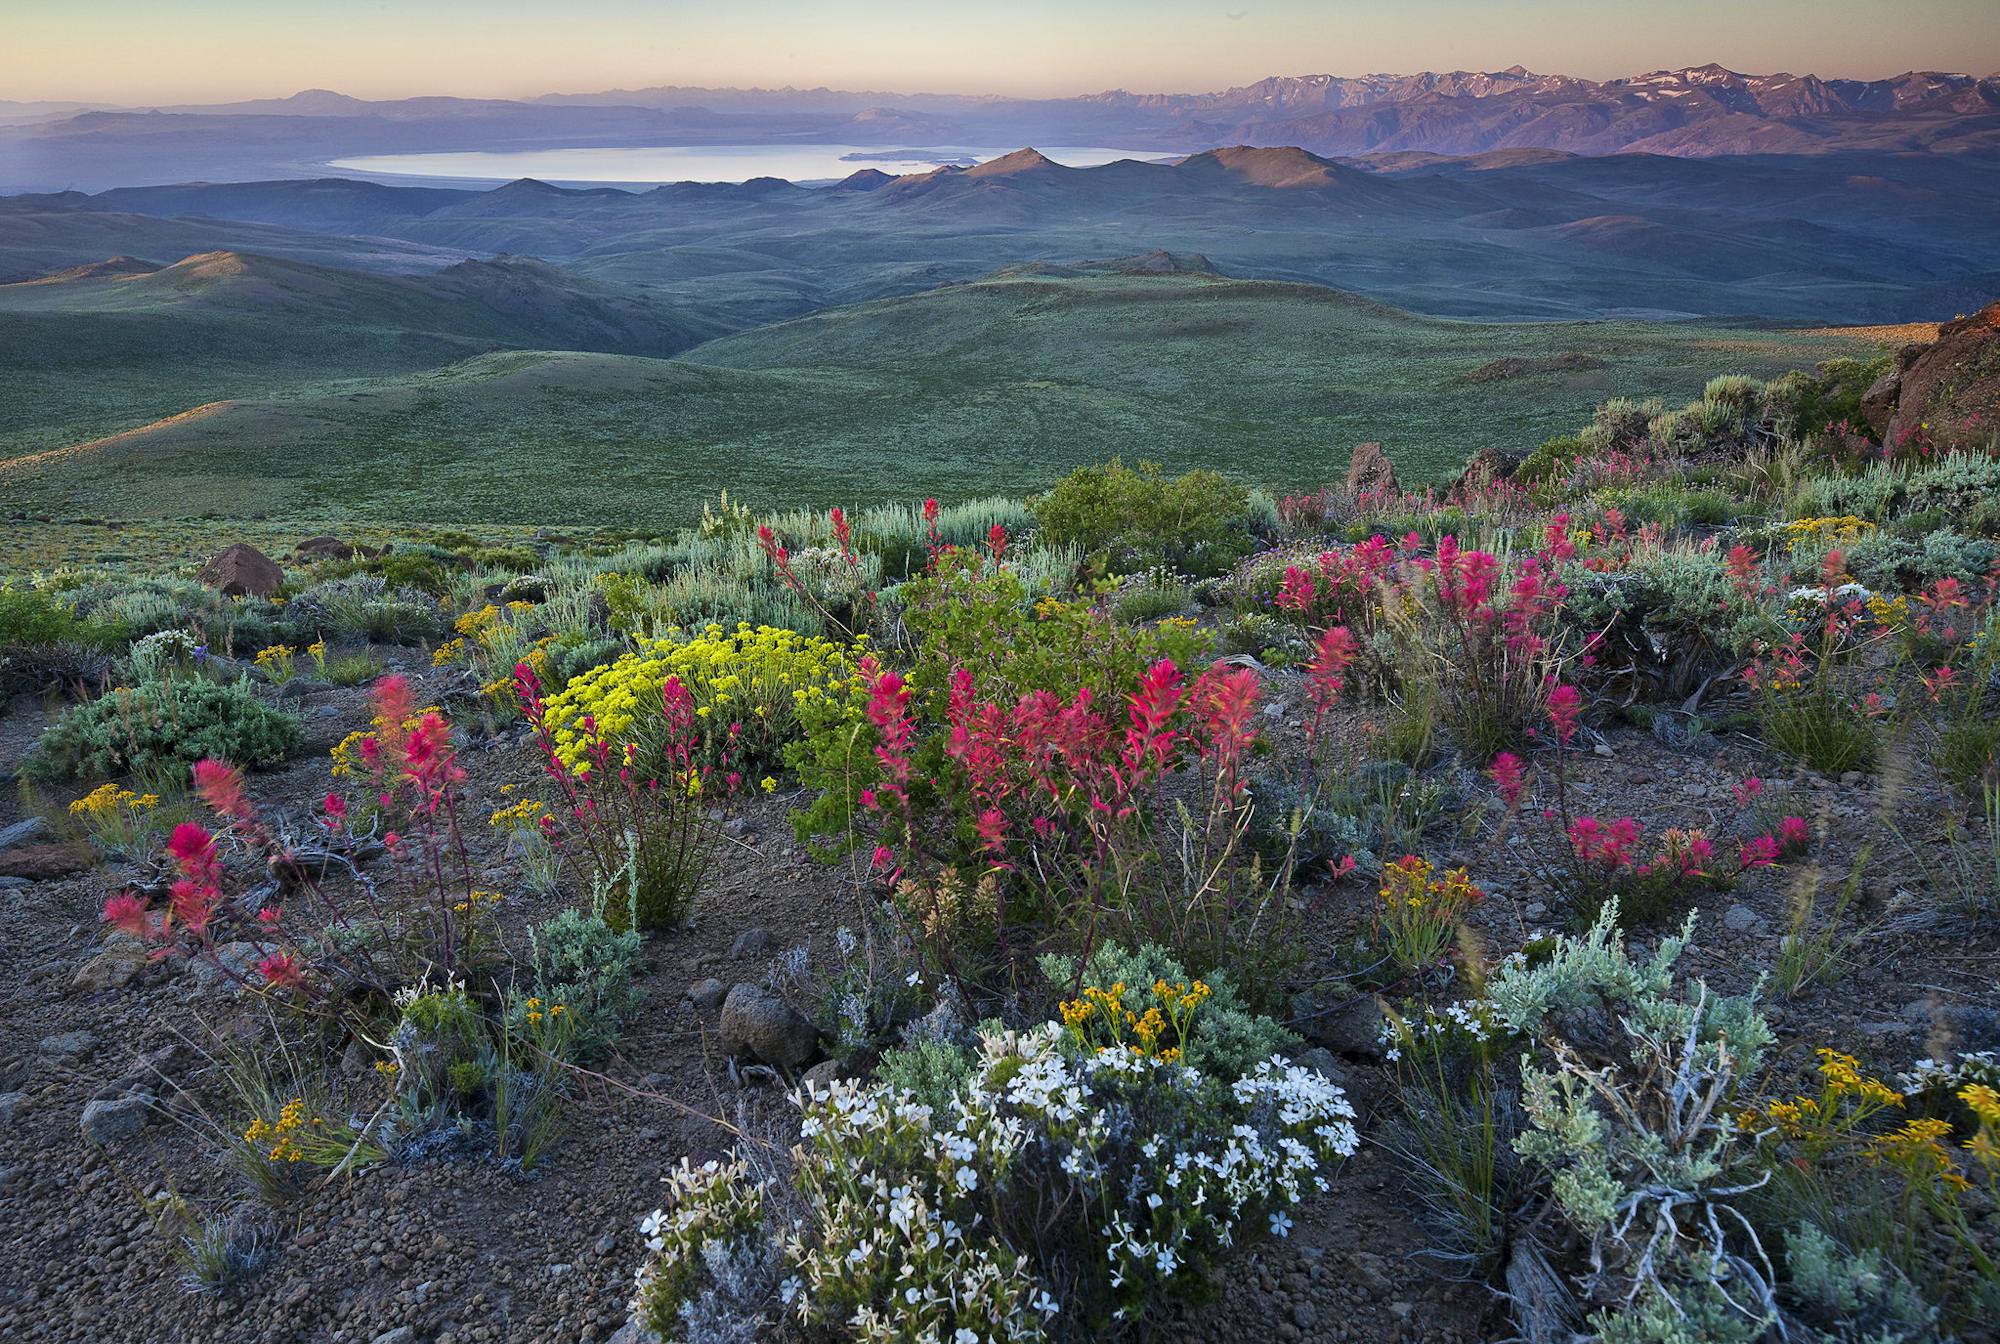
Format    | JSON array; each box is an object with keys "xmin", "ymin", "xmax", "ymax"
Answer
[{"xmin": 685, "ymin": 978, "xmax": 726, "ymax": 1012}]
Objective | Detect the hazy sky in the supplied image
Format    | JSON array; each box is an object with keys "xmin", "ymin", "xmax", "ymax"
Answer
[{"xmin": 9, "ymin": 0, "xmax": 1999, "ymax": 104}]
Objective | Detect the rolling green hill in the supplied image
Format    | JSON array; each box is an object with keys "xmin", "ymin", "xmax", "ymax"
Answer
[
  {"xmin": 0, "ymin": 249, "xmax": 721, "ymax": 459},
  {"xmin": 0, "ymin": 271, "xmax": 1892, "ymax": 531}
]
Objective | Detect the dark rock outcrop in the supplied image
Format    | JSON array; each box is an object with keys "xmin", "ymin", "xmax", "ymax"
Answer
[{"xmin": 196, "ymin": 543, "xmax": 284, "ymax": 598}]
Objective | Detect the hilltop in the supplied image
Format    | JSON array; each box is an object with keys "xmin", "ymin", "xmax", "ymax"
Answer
[{"xmin": 0, "ymin": 248, "xmax": 718, "ymax": 461}]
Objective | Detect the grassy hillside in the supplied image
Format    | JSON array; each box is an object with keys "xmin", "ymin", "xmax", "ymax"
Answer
[
  {"xmin": 0, "ymin": 250, "xmax": 720, "ymax": 459},
  {"xmin": 0, "ymin": 272, "xmax": 1891, "ymax": 532}
]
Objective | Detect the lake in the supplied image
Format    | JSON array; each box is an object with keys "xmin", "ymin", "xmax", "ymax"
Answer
[{"xmin": 327, "ymin": 144, "xmax": 1179, "ymax": 187}]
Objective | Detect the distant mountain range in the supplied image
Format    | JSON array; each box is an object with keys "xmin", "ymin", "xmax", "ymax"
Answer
[
  {"xmin": 6, "ymin": 141, "xmax": 1996, "ymax": 327},
  {"xmin": 3, "ymin": 64, "xmax": 1996, "ymax": 193}
]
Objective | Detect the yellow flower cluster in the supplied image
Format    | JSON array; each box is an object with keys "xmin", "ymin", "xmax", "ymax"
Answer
[
  {"xmin": 1379, "ymin": 856, "xmax": 1481, "ymax": 913},
  {"xmin": 1741, "ymin": 1048, "xmax": 1905, "ymax": 1148},
  {"xmin": 254, "ymin": 644, "xmax": 295, "ymax": 669},
  {"xmin": 1784, "ymin": 515, "xmax": 1877, "ymax": 551},
  {"xmin": 1058, "ymin": 978, "xmax": 1210, "ymax": 1061},
  {"xmin": 68, "ymin": 783, "xmax": 160, "ymax": 818},
  {"xmin": 1870, "ymin": 1116, "xmax": 1972, "ymax": 1191},
  {"xmin": 243, "ymin": 1097, "xmax": 322, "ymax": 1164},
  {"xmin": 521, "ymin": 995, "xmax": 567, "ymax": 1027},
  {"xmin": 307, "ymin": 639, "xmax": 327, "ymax": 670},
  {"xmin": 1865, "ymin": 593, "xmax": 1909, "ymax": 628},
  {"xmin": 450, "ymin": 887, "xmax": 505, "ymax": 915},
  {"xmin": 1816, "ymin": 1047, "xmax": 1904, "ymax": 1107},
  {"xmin": 538, "ymin": 623, "xmax": 862, "ymax": 773},
  {"xmin": 454, "ymin": 603, "xmax": 534, "ymax": 640},
  {"xmin": 488, "ymin": 798, "xmax": 547, "ymax": 831},
  {"xmin": 433, "ymin": 637, "xmax": 465, "ymax": 666},
  {"xmin": 1962, "ymin": 1083, "xmax": 2000, "ymax": 1171}
]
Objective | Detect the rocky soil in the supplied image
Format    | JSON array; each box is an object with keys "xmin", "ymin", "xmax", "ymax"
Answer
[{"xmin": 1, "ymin": 651, "xmax": 1993, "ymax": 1343}]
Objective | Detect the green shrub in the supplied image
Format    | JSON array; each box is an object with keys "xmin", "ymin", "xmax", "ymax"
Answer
[
  {"xmin": 25, "ymin": 677, "xmax": 303, "ymax": 782},
  {"xmin": 282, "ymin": 577, "xmax": 442, "ymax": 645},
  {"xmin": 1109, "ymin": 570, "xmax": 1193, "ymax": 624},
  {"xmin": 873, "ymin": 1037, "xmax": 978, "ymax": 1112},
  {"xmin": 525, "ymin": 907, "xmax": 644, "ymax": 1061},
  {"xmin": 0, "ymin": 586, "xmax": 113, "ymax": 650},
  {"xmin": 1583, "ymin": 396, "xmax": 1659, "ymax": 452},
  {"xmin": 1516, "ymin": 433, "xmax": 1588, "ymax": 486},
  {"xmin": 321, "ymin": 651, "xmax": 383, "ymax": 687},
  {"xmin": 69, "ymin": 577, "xmax": 275, "ymax": 653},
  {"xmin": 1760, "ymin": 355, "xmax": 1890, "ymax": 441},
  {"xmin": 1030, "ymin": 459, "xmax": 1254, "ymax": 578},
  {"xmin": 1762, "ymin": 696, "xmax": 1879, "ymax": 776}
]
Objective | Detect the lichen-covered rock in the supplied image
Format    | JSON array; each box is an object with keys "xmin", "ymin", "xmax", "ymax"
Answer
[{"xmin": 1884, "ymin": 302, "xmax": 2000, "ymax": 451}]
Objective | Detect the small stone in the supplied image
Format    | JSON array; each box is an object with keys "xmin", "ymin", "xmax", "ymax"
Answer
[
  {"xmin": 1523, "ymin": 901, "xmax": 1548, "ymax": 919},
  {"xmin": 80, "ymin": 1095, "xmax": 150, "ymax": 1144},
  {"xmin": 72, "ymin": 949, "xmax": 148, "ymax": 992},
  {"xmin": 0, "ymin": 842, "xmax": 89, "ymax": 880},
  {"xmin": 1840, "ymin": 770, "xmax": 1864, "ymax": 786},
  {"xmin": 369, "ymin": 1329, "xmax": 417, "ymax": 1344},
  {"xmin": 594, "ymin": 1234, "xmax": 617, "ymax": 1256},
  {"xmin": 1722, "ymin": 903, "xmax": 1763, "ymax": 934},
  {"xmin": 39, "ymin": 1030, "xmax": 97, "ymax": 1058},
  {"xmin": 0, "ymin": 1091, "xmax": 24, "ymax": 1128},
  {"xmin": 729, "ymin": 927, "xmax": 773, "ymax": 960},
  {"xmin": 686, "ymin": 978, "xmax": 726, "ymax": 1012},
  {"xmin": 1593, "ymin": 742, "xmax": 1614, "ymax": 758}
]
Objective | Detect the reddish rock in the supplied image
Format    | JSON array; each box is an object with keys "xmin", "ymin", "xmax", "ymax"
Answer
[
  {"xmin": 1884, "ymin": 302, "xmax": 2000, "ymax": 451},
  {"xmin": 0, "ymin": 843, "xmax": 91, "ymax": 881},
  {"xmin": 1344, "ymin": 441, "xmax": 1398, "ymax": 496},
  {"xmin": 195, "ymin": 543, "xmax": 285, "ymax": 598}
]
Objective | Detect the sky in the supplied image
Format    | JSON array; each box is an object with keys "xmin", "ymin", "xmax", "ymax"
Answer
[{"xmin": 7, "ymin": 0, "xmax": 1999, "ymax": 104}]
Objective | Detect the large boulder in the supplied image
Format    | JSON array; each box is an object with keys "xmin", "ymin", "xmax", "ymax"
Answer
[
  {"xmin": 196, "ymin": 543, "xmax": 285, "ymax": 598},
  {"xmin": 719, "ymin": 983, "xmax": 819, "ymax": 1072},
  {"xmin": 1344, "ymin": 441, "xmax": 1398, "ymax": 496},
  {"xmin": 1883, "ymin": 302, "xmax": 2000, "ymax": 451}
]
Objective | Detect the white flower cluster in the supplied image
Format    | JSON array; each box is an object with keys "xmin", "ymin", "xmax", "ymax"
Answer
[
  {"xmin": 1899, "ymin": 1049, "xmax": 2000, "ymax": 1095},
  {"xmin": 629, "ymin": 1157, "xmax": 772, "ymax": 1340},
  {"xmin": 1378, "ymin": 997, "xmax": 1500, "ymax": 1063},
  {"xmin": 625, "ymin": 1023, "xmax": 1357, "ymax": 1341}
]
